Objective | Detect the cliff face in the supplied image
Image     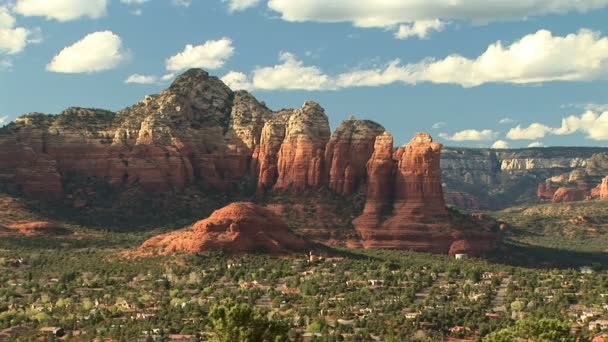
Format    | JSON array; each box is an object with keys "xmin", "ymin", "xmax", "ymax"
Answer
[
  {"xmin": 274, "ymin": 102, "xmax": 331, "ymax": 191},
  {"xmin": 599, "ymin": 177, "xmax": 608, "ymax": 200},
  {"xmin": 442, "ymin": 147, "xmax": 608, "ymax": 209},
  {"xmin": 354, "ymin": 133, "xmax": 498, "ymax": 256},
  {"xmin": 0, "ymin": 68, "xmax": 498, "ymax": 256},
  {"xmin": 325, "ymin": 118, "xmax": 385, "ymax": 196}
]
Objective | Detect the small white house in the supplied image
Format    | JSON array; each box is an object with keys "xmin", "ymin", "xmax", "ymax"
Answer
[{"xmin": 455, "ymin": 254, "xmax": 468, "ymax": 260}]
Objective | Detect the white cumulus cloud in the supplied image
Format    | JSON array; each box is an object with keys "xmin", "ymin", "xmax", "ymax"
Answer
[
  {"xmin": 0, "ymin": 115, "xmax": 8, "ymax": 125},
  {"xmin": 125, "ymin": 74, "xmax": 158, "ymax": 84},
  {"xmin": 491, "ymin": 140, "xmax": 510, "ymax": 149},
  {"xmin": 225, "ymin": 0, "xmax": 261, "ymax": 12},
  {"xmin": 528, "ymin": 141, "xmax": 545, "ymax": 147},
  {"xmin": 439, "ymin": 129, "xmax": 499, "ymax": 141},
  {"xmin": 221, "ymin": 71, "xmax": 253, "ymax": 90},
  {"xmin": 14, "ymin": 0, "xmax": 108, "ymax": 21},
  {"xmin": 47, "ymin": 31, "xmax": 130, "ymax": 73},
  {"xmin": 0, "ymin": 6, "xmax": 40, "ymax": 55},
  {"xmin": 268, "ymin": 0, "xmax": 608, "ymax": 39},
  {"xmin": 506, "ymin": 123, "xmax": 553, "ymax": 140},
  {"xmin": 252, "ymin": 52, "xmax": 334, "ymax": 91},
  {"xmin": 0, "ymin": 6, "xmax": 15, "ymax": 28},
  {"xmin": 395, "ymin": 20, "xmax": 446, "ymax": 40},
  {"xmin": 166, "ymin": 37, "xmax": 234, "ymax": 72},
  {"xmin": 553, "ymin": 111, "xmax": 608, "ymax": 140},
  {"xmin": 507, "ymin": 110, "xmax": 608, "ymax": 141},
  {"xmin": 226, "ymin": 29, "xmax": 608, "ymax": 91}
]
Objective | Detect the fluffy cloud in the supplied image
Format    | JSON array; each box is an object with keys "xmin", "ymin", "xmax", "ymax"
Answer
[
  {"xmin": 491, "ymin": 140, "xmax": 510, "ymax": 149},
  {"xmin": 395, "ymin": 20, "xmax": 446, "ymax": 40},
  {"xmin": 161, "ymin": 73, "xmax": 175, "ymax": 81},
  {"xmin": 583, "ymin": 103, "xmax": 608, "ymax": 112},
  {"xmin": 0, "ymin": 6, "xmax": 15, "ymax": 28},
  {"xmin": 0, "ymin": 115, "xmax": 8, "ymax": 125},
  {"xmin": 506, "ymin": 123, "xmax": 553, "ymax": 140},
  {"xmin": 0, "ymin": 27, "xmax": 30, "ymax": 54},
  {"xmin": 439, "ymin": 129, "xmax": 499, "ymax": 141},
  {"xmin": 225, "ymin": 0, "xmax": 261, "ymax": 12},
  {"xmin": 267, "ymin": 0, "xmax": 608, "ymax": 30},
  {"xmin": 0, "ymin": 6, "xmax": 40, "ymax": 55},
  {"xmin": 47, "ymin": 31, "xmax": 130, "ymax": 73},
  {"xmin": 226, "ymin": 29, "xmax": 608, "ymax": 91},
  {"xmin": 252, "ymin": 52, "xmax": 334, "ymax": 91},
  {"xmin": 553, "ymin": 111, "xmax": 608, "ymax": 140},
  {"xmin": 166, "ymin": 38, "xmax": 234, "ymax": 72},
  {"xmin": 507, "ymin": 110, "xmax": 608, "ymax": 141},
  {"xmin": 125, "ymin": 74, "xmax": 158, "ymax": 84},
  {"xmin": 125, "ymin": 73, "xmax": 176, "ymax": 85},
  {"xmin": 14, "ymin": 0, "xmax": 108, "ymax": 21},
  {"xmin": 528, "ymin": 141, "xmax": 545, "ymax": 147},
  {"xmin": 221, "ymin": 71, "xmax": 253, "ymax": 90}
]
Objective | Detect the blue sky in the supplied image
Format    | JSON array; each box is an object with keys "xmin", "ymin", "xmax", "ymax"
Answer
[{"xmin": 1, "ymin": 0, "xmax": 608, "ymax": 147}]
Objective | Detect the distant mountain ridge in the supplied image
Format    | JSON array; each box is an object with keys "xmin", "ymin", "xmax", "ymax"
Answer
[{"xmin": 442, "ymin": 146, "xmax": 608, "ymax": 209}]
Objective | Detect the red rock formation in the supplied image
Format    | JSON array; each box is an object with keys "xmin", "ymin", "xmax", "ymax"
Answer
[
  {"xmin": 552, "ymin": 187, "xmax": 586, "ymax": 203},
  {"xmin": 537, "ymin": 180, "xmax": 558, "ymax": 200},
  {"xmin": 352, "ymin": 132, "xmax": 395, "ymax": 232},
  {"xmin": 354, "ymin": 132, "xmax": 498, "ymax": 256},
  {"xmin": 390, "ymin": 132, "xmax": 448, "ymax": 221},
  {"xmin": 325, "ymin": 117, "xmax": 385, "ymax": 195},
  {"xmin": 274, "ymin": 102, "xmax": 331, "ymax": 191},
  {"xmin": 254, "ymin": 111, "xmax": 290, "ymax": 192},
  {"xmin": 0, "ymin": 137, "xmax": 64, "ymax": 200},
  {"xmin": 600, "ymin": 177, "xmax": 608, "ymax": 200},
  {"xmin": 138, "ymin": 202, "xmax": 311, "ymax": 255}
]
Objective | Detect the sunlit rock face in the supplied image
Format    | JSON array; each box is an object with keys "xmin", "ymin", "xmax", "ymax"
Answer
[
  {"xmin": 354, "ymin": 133, "xmax": 498, "ymax": 256},
  {"xmin": 325, "ymin": 117, "xmax": 385, "ymax": 196},
  {"xmin": 138, "ymin": 202, "xmax": 311, "ymax": 254}
]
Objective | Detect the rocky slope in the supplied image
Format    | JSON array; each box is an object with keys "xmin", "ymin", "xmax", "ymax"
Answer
[
  {"xmin": 138, "ymin": 202, "xmax": 310, "ymax": 254},
  {"xmin": 0, "ymin": 68, "xmax": 499, "ymax": 255}
]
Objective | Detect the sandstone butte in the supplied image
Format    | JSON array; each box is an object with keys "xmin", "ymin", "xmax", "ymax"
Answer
[
  {"xmin": 0, "ymin": 68, "xmax": 499, "ymax": 256},
  {"xmin": 353, "ymin": 132, "xmax": 498, "ymax": 256},
  {"xmin": 138, "ymin": 202, "xmax": 310, "ymax": 255}
]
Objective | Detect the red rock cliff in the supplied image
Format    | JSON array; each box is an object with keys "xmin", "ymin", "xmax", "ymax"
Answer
[
  {"xmin": 600, "ymin": 177, "xmax": 608, "ymax": 200},
  {"xmin": 325, "ymin": 117, "xmax": 385, "ymax": 196},
  {"xmin": 274, "ymin": 102, "xmax": 331, "ymax": 191},
  {"xmin": 354, "ymin": 132, "xmax": 498, "ymax": 256},
  {"xmin": 352, "ymin": 132, "xmax": 395, "ymax": 232}
]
